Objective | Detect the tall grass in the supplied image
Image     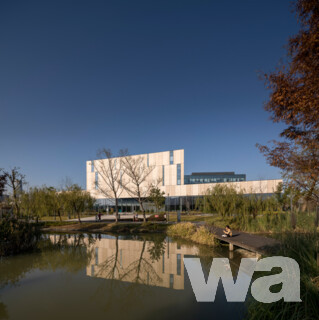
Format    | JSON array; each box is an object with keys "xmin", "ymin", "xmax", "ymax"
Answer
[
  {"xmin": 205, "ymin": 211, "xmax": 318, "ymax": 233},
  {"xmin": 246, "ymin": 232, "xmax": 319, "ymax": 320},
  {"xmin": 167, "ymin": 222, "xmax": 217, "ymax": 246},
  {"xmin": 196, "ymin": 184, "xmax": 319, "ymax": 233}
]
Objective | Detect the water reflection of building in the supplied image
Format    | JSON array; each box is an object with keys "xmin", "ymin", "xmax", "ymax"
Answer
[
  {"xmin": 86, "ymin": 237, "xmax": 199, "ymax": 290},
  {"xmin": 48, "ymin": 234, "xmax": 257, "ymax": 291}
]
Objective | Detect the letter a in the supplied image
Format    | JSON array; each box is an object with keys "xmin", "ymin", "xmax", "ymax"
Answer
[{"xmin": 251, "ymin": 256, "xmax": 301, "ymax": 303}]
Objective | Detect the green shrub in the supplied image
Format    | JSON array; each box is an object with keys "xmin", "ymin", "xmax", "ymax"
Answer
[{"xmin": 0, "ymin": 218, "xmax": 41, "ymax": 256}]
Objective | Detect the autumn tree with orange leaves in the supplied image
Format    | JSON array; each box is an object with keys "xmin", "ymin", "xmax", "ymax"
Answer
[{"xmin": 257, "ymin": 0, "xmax": 319, "ymax": 205}]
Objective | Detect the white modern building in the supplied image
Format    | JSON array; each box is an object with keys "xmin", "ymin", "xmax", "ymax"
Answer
[{"xmin": 86, "ymin": 149, "xmax": 282, "ymax": 211}]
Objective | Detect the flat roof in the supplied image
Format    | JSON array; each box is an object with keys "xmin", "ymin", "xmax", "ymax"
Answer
[{"xmin": 87, "ymin": 149, "xmax": 184, "ymax": 162}]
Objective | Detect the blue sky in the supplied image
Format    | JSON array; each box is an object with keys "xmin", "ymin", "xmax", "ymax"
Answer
[{"xmin": 0, "ymin": 0, "xmax": 298, "ymax": 188}]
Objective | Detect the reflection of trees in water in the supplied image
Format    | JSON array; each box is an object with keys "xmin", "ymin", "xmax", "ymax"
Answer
[
  {"xmin": 0, "ymin": 254, "xmax": 37, "ymax": 287},
  {"xmin": 0, "ymin": 233, "xmax": 95, "ymax": 287},
  {"xmin": 96, "ymin": 236, "xmax": 119, "ymax": 281},
  {"xmin": 0, "ymin": 233, "xmax": 95, "ymax": 320},
  {"xmin": 38, "ymin": 234, "xmax": 95, "ymax": 273},
  {"xmin": 119, "ymin": 240, "xmax": 161, "ymax": 284},
  {"xmin": 93, "ymin": 235, "xmax": 167, "ymax": 312},
  {"xmin": 147, "ymin": 234, "xmax": 166, "ymax": 263},
  {"xmin": 0, "ymin": 301, "xmax": 8, "ymax": 320},
  {"xmin": 96, "ymin": 235, "xmax": 166, "ymax": 284}
]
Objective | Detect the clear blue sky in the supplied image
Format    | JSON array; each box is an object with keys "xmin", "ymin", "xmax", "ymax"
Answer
[{"xmin": 0, "ymin": 0, "xmax": 298, "ymax": 188}]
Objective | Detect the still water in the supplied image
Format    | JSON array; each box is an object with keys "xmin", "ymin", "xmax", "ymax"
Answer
[{"xmin": 0, "ymin": 233, "xmax": 254, "ymax": 320}]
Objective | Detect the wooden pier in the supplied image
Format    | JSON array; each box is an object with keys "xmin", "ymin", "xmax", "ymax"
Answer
[{"xmin": 205, "ymin": 225, "xmax": 281, "ymax": 255}]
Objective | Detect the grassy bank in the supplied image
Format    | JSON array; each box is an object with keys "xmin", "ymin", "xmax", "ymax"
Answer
[
  {"xmin": 167, "ymin": 222, "xmax": 217, "ymax": 246},
  {"xmin": 40, "ymin": 210, "xmax": 319, "ymax": 235},
  {"xmin": 42, "ymin": 221, "xmax": 168, "ymax": 234}
]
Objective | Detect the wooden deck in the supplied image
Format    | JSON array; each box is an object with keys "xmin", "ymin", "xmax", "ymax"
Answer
[{"xmin": 205, "ymin": 225, "xmax": 280, "ymax": 255}]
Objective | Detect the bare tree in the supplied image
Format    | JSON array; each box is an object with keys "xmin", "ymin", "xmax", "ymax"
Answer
[
  {"xmin": 59, "ymin": 176, "xmax": 74, "ymax": 191},
  {"xmin": 120, "ymin": 151, "xmax": 161, "ymax": 222},
  {"xmin": 94, "ymin": 149, "xmax": 125, "ymax": 222},
  {"xmin": 3, "ymin": 167, "xmax": 25, "ymax": 216},
  {"xmin": 0, "ymin": 169, "xmax": 6, "ymax": 197}
]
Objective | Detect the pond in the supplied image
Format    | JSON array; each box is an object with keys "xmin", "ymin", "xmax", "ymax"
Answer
[{"xmin": 0, "ymin": 233, "xmax": 255, "ymax": 320}]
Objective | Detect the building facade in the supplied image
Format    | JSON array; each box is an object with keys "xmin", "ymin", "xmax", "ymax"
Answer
[{"xmin": 86, "ymin": 149, "xmax": 282, "ymax": 211}]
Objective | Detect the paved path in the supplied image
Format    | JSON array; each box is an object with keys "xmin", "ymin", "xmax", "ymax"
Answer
[
  {"xmin": 67, "ymin": 214, "xmax": 151, "ymax": 223},
  {"xmin": 204, "ymin": 224, "xmax": 280, "ymax": 255}
]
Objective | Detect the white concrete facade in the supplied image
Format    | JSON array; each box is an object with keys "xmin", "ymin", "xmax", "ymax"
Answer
[{"xmin": 86, "ymin": 149, "xmax": 282, "ymax": 200}]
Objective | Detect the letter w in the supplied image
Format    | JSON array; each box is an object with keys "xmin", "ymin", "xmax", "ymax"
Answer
[{"xmin": 184, "ymin": 258, "xmax": 257, "ymax": 302}]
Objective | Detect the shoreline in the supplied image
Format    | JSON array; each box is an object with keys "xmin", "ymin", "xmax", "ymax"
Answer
[
  {"xmin": 42, "ymin": 221, "xmax": 169, "ymax": 234},
  {"xmin": 41, "ymin": 221, "xmax": 317, "ymax": 236}
]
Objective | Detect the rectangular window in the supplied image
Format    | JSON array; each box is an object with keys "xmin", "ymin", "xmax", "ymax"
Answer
[
  {"xmin": 162, "ymin": 165, "xmax": 165, "ymax": 186},
  {"xmin": 170, "ymin": 274, "xmax": 174, "ymax": 288},
  {"xmin": 162, "ymin": 253, "xmax": 165, "ymax": 273},
  {"xmin": 147, "ymin": 154, "xmax": 149, "ymax": 167},
  {"xmin": 114, "ymin": 159, "xmax": 117, "ymax": 169},
  {"xmin": 91, "ymin": 265, "xmax": 95, "ymax": 276},
  {"xmin": 177, "ymin": 164, "xmax": 181, "ymax": 185},
  {"xmin": 177, "ymin": 254, "xmax": 181, "ymax": 275},
  {"xmin": 95, "ymin": 172, "xmax": 98, "ymax": 189},
  {"xmin": 91, "ymin": 161, "xmax": 94, "ymax": 172},
  {"xmin": 170, "ymin": 151, "xmax": 174, "ymax": 165},
  {"xmin": 95, "ymin": 247, "xmax": 99, "ymax": 265}
]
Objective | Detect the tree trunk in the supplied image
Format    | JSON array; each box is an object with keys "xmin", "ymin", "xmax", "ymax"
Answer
[
  {"xmin": 58, "ymin": 209, "xmax": 62, "ymax": 222},
  {"xmin": 290, "ymin": 196, "xmax": 296, "ymax": 230},
  {"xmin": 140, "ymin": 201, "xmax": 146, "ymax": 222},
  {"xmin": 135, "ymin": 240, "xmax": 146, "ymax": 283},
  {"xmin": 13, "ymin": 190, "xmax": 19, "ymax": 217},
  {"xmin": 111, "ymin": 237, "xmax": 119, "ymax": 277},
  {"xmin": 77, "ymin": 210, "xmax": 81, "ymax": 223},
  {"xmin": 115, "ymin": 198, "xmax": 119, "ymax": 223}
]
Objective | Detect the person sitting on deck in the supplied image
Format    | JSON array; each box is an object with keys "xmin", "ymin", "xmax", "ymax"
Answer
[{"xmin": 222, "ymin": 225, "xmax": 232, "ymax": 237}]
